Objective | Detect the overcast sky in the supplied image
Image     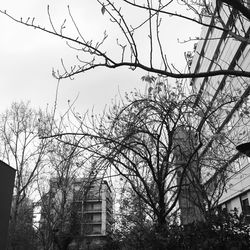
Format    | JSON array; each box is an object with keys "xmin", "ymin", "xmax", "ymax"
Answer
[{"xmin": 0, "ymin": 0, "xmax": 200, "ymax": 115}]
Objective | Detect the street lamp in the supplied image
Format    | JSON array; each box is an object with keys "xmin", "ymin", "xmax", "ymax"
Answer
[{"xmin": 236, "ymin": 142, "xmax": 250, "ymax": 157}]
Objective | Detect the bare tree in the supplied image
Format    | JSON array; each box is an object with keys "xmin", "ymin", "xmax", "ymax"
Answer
[
  {"xmin": 0, "ymin": 101, "xmax": 52, "ymax": 249},
  {"xmin": 37, "ymin": 136, "xmax": 100, "ymax": 250},
  {"xmin": 43, "ymin": 78, "xmax": 249, "ymax": 230},
  {"xmin": 1, "ymin": 0, "xmax": 250, "ymax": 80}
]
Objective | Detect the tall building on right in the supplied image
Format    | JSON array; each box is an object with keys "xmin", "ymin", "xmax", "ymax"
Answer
[{"xmin": 189, "ymin": 1, "xmax": 250, "ymax": 220}]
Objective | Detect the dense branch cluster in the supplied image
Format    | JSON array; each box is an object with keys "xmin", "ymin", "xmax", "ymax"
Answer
[{"xmin": 45, "ymin": 78, "xmax": 250, "ymax": 226}]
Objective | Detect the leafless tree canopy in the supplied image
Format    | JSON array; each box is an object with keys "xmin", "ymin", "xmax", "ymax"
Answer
[
  {"xmin": 0, "ymin": 102, "xmax": 53, "ymax": 249},
  {"xmin": 1, "ymin": 0, "xmax": 250, "ymax": 245},
  {"xmin": 44, "ymin": 78, "xmax": 250, "ymax": 225},
  {"xmin": 0, "ymin": 102, "xmax": 49, "ymax": 212},
  {"xmin": 37, "ymin": 139, "xmax": 97, "ymax": 250}
]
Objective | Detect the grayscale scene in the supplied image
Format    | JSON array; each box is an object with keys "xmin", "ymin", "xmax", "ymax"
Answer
[{"xmin": 1, "ymin": 0, "xmax": 250, "ymax": 249}]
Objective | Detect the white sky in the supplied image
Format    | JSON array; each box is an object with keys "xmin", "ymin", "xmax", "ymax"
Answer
[{"xmin": 0, "ymin": 0, "xmax": 201, "ymax": 115}]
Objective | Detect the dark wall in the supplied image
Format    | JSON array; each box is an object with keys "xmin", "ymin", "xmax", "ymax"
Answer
[{"xmin": 0, "ymin": 161, "xmax": 15, "ymax": 250}]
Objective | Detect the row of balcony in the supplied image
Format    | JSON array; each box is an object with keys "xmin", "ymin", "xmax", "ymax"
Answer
[
  {"xmin": 83, "ymin": 220, "xmax": 102, "ymax": 224},
  {"xmin": 73, "ymin": 192, "xmax": 112, "ymax": 202},
  {"xmin": 74, "ymin": 207, "xmax": 112, "ymax": 214}
]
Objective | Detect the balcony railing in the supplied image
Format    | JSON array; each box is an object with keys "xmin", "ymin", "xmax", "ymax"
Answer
[
  {"xmin": 243, "ymin": 206, "xmax": 250, "ymax": 215},
  {"xmin": 84, "ymin": 208, "xmax": 102, "ymax": 213},
  {"xmin": 85, "ymin": 231, "xmax": 102, "ymax": 235},
  {"xmin": 82, "ymin": 219, "xmax": 102, "ymax": 224},
  {"xmin": 86, "ymin": 194, "xmax": 101, "ymax": 200}
]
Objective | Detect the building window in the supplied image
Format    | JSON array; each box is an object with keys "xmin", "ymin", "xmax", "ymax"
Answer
[
  {"xmin": 74, "ymin": 190, "xmax": 84, "ymax": 201},
  {"xmin": 92, "ymin": 225, "xmax": 101, "ymax": 234},
  {"xmin": 242, "ymin": 198, "xmax": 250, "ymax": 214},
  {"xmin": 227, "ymin": 9, "xmax": 238, "ymax": 31},
  {"xmin": 72, "ymin": 201, "xmax": 82, "ymax": 213},
  {"xmin": 241, "ymin": 196, "xmax": 250, "ymax": 223},
  {"xmin": 83, "ymin": 214, "xmax": 94, "ymax": 222},
  {"xmin": 85, "ymin": 224, "xmax": 101, "ymax": 235},
  {"xmin": 213, "ymin": 48, "xmax": 220, "ymax": 62}
]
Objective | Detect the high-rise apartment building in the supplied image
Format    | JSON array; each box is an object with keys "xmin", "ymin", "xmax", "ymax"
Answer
[
  {"xmin": 39, "ymin": 177, "xmax": 113, "ymax": 249},
  {"xmin": 189, "ymin": 1, "xmax": 250, "ymax": 220},
  {"xmin": 72, "ymin": 179, "xmax": 113, "ymax": 248}
]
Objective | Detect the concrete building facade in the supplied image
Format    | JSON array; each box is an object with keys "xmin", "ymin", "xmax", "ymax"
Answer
[
  {"xmin": 40, "ymin": 177, "xmax": 113, "ymax": 249},
  {"xmin": 72, "ymin": 179, "xmax": 113, "ymax": 248},
  {"xmin": 174, "ymin": 127, "xmax": 204, "ymax": 225},
  {"xmin": 189, "ymin": 1, "xmax": 250, "ymax": 221}
]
